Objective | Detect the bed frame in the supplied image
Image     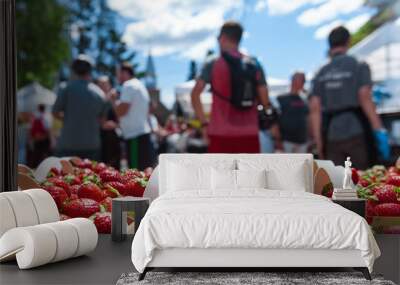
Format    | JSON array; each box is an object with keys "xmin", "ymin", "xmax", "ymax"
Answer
[
  {"xmin": 140, "ymin": 154, "xmax": 372, "ymax": 281},
  {"xmin": 138, "ymin": 248, "xmax": 371, "ymax": 280}
]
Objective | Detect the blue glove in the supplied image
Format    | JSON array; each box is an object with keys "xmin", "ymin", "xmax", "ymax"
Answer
[{"xmin": 374, "ymin": 129, "xmax": 390, "ymax": 161}]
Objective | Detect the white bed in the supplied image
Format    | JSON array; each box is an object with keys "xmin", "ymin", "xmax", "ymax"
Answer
[{"xmin": 133, "ymin": 154, "xmax": 380, "ymax": 280}]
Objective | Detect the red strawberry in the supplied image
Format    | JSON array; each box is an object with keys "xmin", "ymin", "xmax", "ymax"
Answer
[
  {"xmin": 99, "ymin": 169, "xmax": 122, "ymax": 183},
  {"xmin": 93, "ymin": 162, "xmax": 107, "ymax": 174},
  {"xmin": 375, "ymin": 185, "xmax": 399, "ymax": 203},
  {"xmin": 78, "ymin": 182, "xmax": 106, "ymax": 202},
  {"xmin": 77, "ymin": 168, "xmax": 94, "ymax": 179},
  {"xmin": 45, "ymin": 177, "xmax": 71, "ymax": 196},
  {"xmin": 104, "ymin": 182, "xmax": 125, "ymax": 197},
  {"xmin": 321, "ymin": 182, "xmax": 333, "ymax": 198},
  {"xmin": 47, "ymin": 167, "xmax": 60, "ymax": 178},
  {"xmin": 388, "ymin": 166, "xmax": 400, "ymax": 175},
  {"xmin": 144, "ymin": 167, "xmax": 153, "ymax": 179},
  {"xmin": 366, "ymin": 200, "xmax": 378, "ymax": 224},
  {"xmin": 351, "ymin": 168, "xmax": 359, "ymax": 185},
  {"xmin": 43, "ymin": 185, "xmax": 68, "ymax": 210},
  {"xmin": 358, "ymin": 179, "xmax": 370, "ymax": 187},
  {"xmin": 100, "ymin": 197, "xmax": 112, "ymax": 211},
  {"xmin": 63, "ymin": 174, "xmax": 81, "ymax": 186},
  {"xmin": 374, "ymin": 203, "xmax": 400, "ymax": 216},
  {"xmin": 63, "ymin": 198, "xmax": 99, "ymax": 218},
  {"xmin": 91, "ymin": 212, "xmax": 112, "ymax": 234},
  {"xmin": 386, "ymin": 175, "xmax": 400, "ymax": 187},
  {"xmin": 59, "ymin": 214, "xmax": 71, "ymax": 221},
  {"xmin": 70, "ymin": 184, "xmax": 80, "ymax": 196},
  {"xmin": 73, "ymin": 158, "xmax": 93, "ymax": 169},
  {"xmin": 124, "ymin": 180, "xmax": 146, "ymax": 197}
]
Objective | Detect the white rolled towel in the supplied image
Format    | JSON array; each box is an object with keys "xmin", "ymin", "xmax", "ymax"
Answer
[{"xmin": 0, "ymin": 218, "xmax": 98, "ymax": 269}]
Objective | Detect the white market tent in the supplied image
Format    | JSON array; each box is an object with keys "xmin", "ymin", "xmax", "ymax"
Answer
[
  {"xmin": 349, "ymin": 18, "xmax": 400, "ymax": 113},
  {"xmin": 174, "ymin": 77, "xmax": 289, "ymax": 117},
  {"xmin": 17, "ymin": 82, "xmax": 56, "ymax": 113},
  {"xmin": 350, "ymin": 18, "xmax": 400, "ymax": 81},
  {"xmin": 174, "ymin": 80, "xmax": 212, "ymax": 117}
]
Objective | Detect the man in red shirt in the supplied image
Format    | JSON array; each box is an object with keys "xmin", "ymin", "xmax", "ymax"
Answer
[{"xmin": 191, "ymin": 21, "xmax": 270, "ymax": 153}]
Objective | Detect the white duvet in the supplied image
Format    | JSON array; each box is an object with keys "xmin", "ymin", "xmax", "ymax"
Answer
[{"xmin": 131, "ymin": 190, "xmax": 380, "ymax": 273}]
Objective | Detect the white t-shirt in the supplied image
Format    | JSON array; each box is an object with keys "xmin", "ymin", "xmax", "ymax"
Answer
[{"xmin": 119, "ymin": 78, "xmax": 151, "ymax": 139}]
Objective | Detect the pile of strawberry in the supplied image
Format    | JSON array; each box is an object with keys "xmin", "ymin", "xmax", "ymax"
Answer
[
  {"xmin": 40, "ymin": 159, "xmax": 152, "ymax": 234},
  {"xmin": 355, "ymin": 165, "xmax": 400, "ymax": 225}
]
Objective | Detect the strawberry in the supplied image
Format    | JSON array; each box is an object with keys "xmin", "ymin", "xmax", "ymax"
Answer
[
  {"xmin": 365, "ymin": 200, "xmax": 378, "ymax": 224},
  {"xmin": 388, "ymin": 166, "xmax": 400, "ymax": 175},
  {"xmin": 386, "ymin": 175, "xmax": 400, "ymax": 187},
  {"xmin": 82, "ymin": 174, "xmax": 101, "ymax": 185},
  {"xmin": 59, "ymin": 214, "xmax": 71, "ymax": 221},
  {"xmin": 124, "ymin": 180, "xmax": 146, "ymax": 197},
  {"xmin": 47, "ymin": 167, "xmax": 60, "ymax": 178},
  {"xmin": 63, "ymin": 174, "xmax": 81, "ymax": 186},
  {"xmin": 321, "ymin": 182, "xmax": 333, "ymax": 198},
  {"xmin": 100, "ymin": 197, "xmax": 112, "ymax": 211},
  {"xmin": 375, "ymin": 185, "xmax": 399, "ymax": 203},
  {"xmin": 351, "ymin": 168, "xmax": 359, "ymax": 185},
  {"xmin": 144, "ymin": 167, "xmax": 153, "ymax": 179},
  {"xmin": 99, "ymin": 169, "xmax": 122, "ymax": 183},
  {"xmin": 63, "ymin": 198, "xmax": 99, "ymax": 218},
  {"xmin": 104, "ymin": 182, "xmax": 125, "ymax": 196},
  {"xmin": 78, "ymin": 182, "xmax": 106, "ymax": 202},
  {"xmin": 91, "ymin": 212, "xmax": 112, "ymax": 234},
  {"xmin": 374, "ymin": 203, "xmax": 400, "ymax": 216},
  {"xmin": 93, "ymin": 162, "xmax": 107, "ymax": 174},
  {"xmin": 45, "ymin": 177, "xmax": 71, "ymax": 196},
  {"xmin": 43, "ymin": 185, "xmax": 68, "ymax": 210},
  {"xmin": 77, "ymin": 168, "xmax": 94, "ymax": 179},
  {"xmin": 70, "ymin": 184, "xmax": 80, "ymax": 196},
  {"xmin": 358, "ymin": 179, "xmax": 370, "ymax": 187},
  {"xmin": 73, "ymin": 158, "xmax": 93, "ymax": 169}
]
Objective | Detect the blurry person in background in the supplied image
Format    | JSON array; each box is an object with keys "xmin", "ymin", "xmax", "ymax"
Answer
[
  {"xmin": 258, "ymin": 104, "xmax": 282, "ymax": 153},
  {"xmin": 29, "ymin": 104, "xmax": 51, "ymax": 167},
  {"xmin": 96, "ymin": 76, "xmax": 121, "ymax": 169},
  {"xmin": 309, "ymin": 26, "xmax": 389, "ymax": 169},
  {"xmin": 191, "ymin": 21, "xmax": 271, "ymax": 153},
  {"xmin": 112, "ymin": 62, "xmax": 156, "ymax": 169},
  {"xmin": 277, "ymin": 72, "xmax": 309, "ymax": 153},
  {"xmin": 52, "ymin": 55, "xmax": 107, "ymax": 160}
]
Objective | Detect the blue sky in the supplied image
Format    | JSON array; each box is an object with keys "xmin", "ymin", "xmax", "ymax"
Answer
[{"xmin": 108, "ymin": 0, "xmax": 374, "ymax": 106}]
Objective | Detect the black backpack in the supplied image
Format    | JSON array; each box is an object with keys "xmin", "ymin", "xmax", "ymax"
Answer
[{"xmin": 212, "ymin": 52, "xmax": 259, "ymax": 110}]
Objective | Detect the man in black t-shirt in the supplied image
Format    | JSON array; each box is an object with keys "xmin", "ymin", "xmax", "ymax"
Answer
[
  {"xmin": 309, "ymin": 26, "xmax": 389, "ymax": 168},
  {"xmin": 277, "ymin": 72, "xmax": 309, "ymax": 153}
]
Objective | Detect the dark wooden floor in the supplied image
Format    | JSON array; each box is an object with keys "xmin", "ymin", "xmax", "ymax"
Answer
[{"xmin": 0, "ymin": 235, "xmax": 134, "ymax": 285}]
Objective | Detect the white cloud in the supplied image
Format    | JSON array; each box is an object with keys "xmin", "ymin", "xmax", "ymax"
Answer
[
  {"xmin": 108, "ymin": 0, "xmax": 244, "ymax": 60},
  {"xmin": 346, "ymin": 13, "xmax": 371, "ymax": 32},
  {"xmin": 255, "ymin": 0, "xmax": 324, "ymax": 15},
  {"xmin": 314, "ymin": 13, "xmax": 371, "ymax": 40},
  {"xmin": 297, "ymin": 0, "xmax": 364, "ymax": 27},
  {"xmin": 314, "ymin": 20, "xmax": 342, "ymax": 39}
]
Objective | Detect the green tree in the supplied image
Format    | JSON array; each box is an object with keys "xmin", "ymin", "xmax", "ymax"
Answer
[
  {"xmin": 67, "ymin": 0, "xmax": 140, "ymax": 81},
  {"xmin": 16, "ymin": 0, "xmax": 70, "ymax": 88}
]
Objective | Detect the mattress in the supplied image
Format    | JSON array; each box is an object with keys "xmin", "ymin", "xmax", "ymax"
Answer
[{"xmin": 131, "ymin": 190, "xmax": 380, "ymax": 273}]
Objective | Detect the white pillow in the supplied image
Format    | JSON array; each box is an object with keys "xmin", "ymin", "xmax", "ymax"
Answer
[
  {"xmin": 211, "ymin": 168, "xmax": 237, "ymax": 190},
  {"xmin": 237, "ymin": 158, "xmax": 308, "ymax": 191},
  {"xmin": 211, "ymin": 169, "xmax": 267, "ymax": 190},
  {"xmin": 165, "ymin": 159, "xmax": 236, "ymax": 192},
  {"xmin": 167, "ymin": 162, "xmax": 211, "ymax": 191},
  {"xmin": 236, "ymin": 169, "xmax": 267, "ymax": 189}
]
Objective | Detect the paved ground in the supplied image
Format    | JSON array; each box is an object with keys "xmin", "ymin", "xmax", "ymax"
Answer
[{"xmin": 0, "ymin": 235, "xmax": 134, "ymax": 285}]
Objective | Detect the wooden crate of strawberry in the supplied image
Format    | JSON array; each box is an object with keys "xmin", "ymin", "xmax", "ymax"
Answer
[
  {"xmin": 355, "ymin": 165, "xmax": 400, "ymax": 234},
  {"xmin": 28, "ymin": 158, "xmax": 152, "ymax": 234}
]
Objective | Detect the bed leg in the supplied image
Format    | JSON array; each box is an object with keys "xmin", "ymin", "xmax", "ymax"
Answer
[
  {"xmin": 138, "ymin": 268, "xmax": 148, "ymax": 281},
  {"xmin": 354, "ymin": 267, "xmax": 371, "ymax": 280}
]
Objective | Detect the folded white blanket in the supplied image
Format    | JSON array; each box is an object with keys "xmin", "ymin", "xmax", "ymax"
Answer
[{"xmin": 131, "ymin": 190, "xmax": 380, "ymax": 273}]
